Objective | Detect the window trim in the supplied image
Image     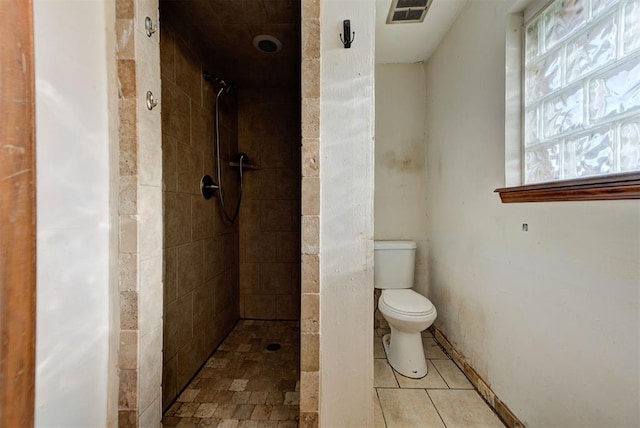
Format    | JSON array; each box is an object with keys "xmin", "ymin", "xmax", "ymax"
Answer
[{"xmin": 495, "ymin": 171, "xmax": 640, "ymax": 202}]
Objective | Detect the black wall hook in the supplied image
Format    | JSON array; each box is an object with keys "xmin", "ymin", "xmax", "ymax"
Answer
[{"xmin": 340, "ymin": 19, "xmax": 355, "ymax": 48}]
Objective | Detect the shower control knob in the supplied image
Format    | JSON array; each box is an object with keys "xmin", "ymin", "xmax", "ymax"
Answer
[{"xmin": 201, "ymin": 175, "xmax": 219, "ymax": 200}]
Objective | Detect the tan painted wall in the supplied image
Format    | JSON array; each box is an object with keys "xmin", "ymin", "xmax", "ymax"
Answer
[
  {"xmin": 424, "ymin": 1, "xmax": 640, "ymax": 426},
  {"xmin": 34, "ymin": 1, "xmax": 115, "ymax": 424},
  {"xmin": 319, "ymin": 0, "xmax": 376, "ymax": 425},
  {"xmin": 375, "ymin": 63, "xmax": 430, "ymax": 298}
]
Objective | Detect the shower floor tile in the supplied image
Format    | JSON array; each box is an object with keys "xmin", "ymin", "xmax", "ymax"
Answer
[{"xmin": 163, "ymin": 320, "xmax": 300, "ymax": 427}]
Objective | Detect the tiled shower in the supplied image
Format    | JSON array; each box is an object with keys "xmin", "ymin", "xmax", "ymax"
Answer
[
  {"xmin": 238, "ymin": 88, "xmax": 301, "ymax": 320},
  {"xmin": 159, "ymin": 0, "xmax": 301, "ymax": 412}
]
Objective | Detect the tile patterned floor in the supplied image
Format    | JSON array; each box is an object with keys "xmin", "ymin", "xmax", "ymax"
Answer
[
  {"xmin": 374, "ymin": 316, "xmax": 506, "ymax": 428},
  {"xmin": 164, "ymin": 317, "xmax": 505, "ymax": 427},
  {"xmin": 163, "ymin": 320, "xmax": 300, "ymax": 428}
]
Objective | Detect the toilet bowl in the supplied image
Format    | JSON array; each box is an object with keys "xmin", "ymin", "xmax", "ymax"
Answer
[
  {"xmin": 378, "ymin": 289, "xmax": 437, "ymax": 378},
  {"xmin": 374, "ymin": 240, "xmax": 437, "ymax": 379}
]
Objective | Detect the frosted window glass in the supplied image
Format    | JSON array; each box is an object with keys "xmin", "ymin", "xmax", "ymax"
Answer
[
  {"xmin": 523, "ymin": 0, "xmax": 640, "ymax": 183},
  {"xmin": 544, "ymin": 0, "xmax": 588, "ymax": 50},
  {"xmin": 591, "ymin": 0, "xmax": 618, "ymax": 17},
  {"xmin": 566, "ymin": 17, "xmax": 616, "ymax": 83},
  {"xmin": 526, "ymin": 51, "xmax": 563, "ymax": 101},
  {"xmin": 588, "ymin": 61, "xmax": 640, "ymax": 122},
  {"xmin": 543, "ymin": 88, "xmax": 584, "ymax": 138},
  {"xmin": 623, "ymin": 0, "xmax": 640, "ymax": 55},
  {"xmin": 620, "ymin": 119, "xmax": 640, "ymax": 171},
  {"xmin": 526, "ymin": 21, "xmax": 540, "ymax": 64},
  {"xmin": 525, "ymin": 107, "xmax": 540, "ymax": 145},
  {"xmin": 526, "ymin": 144, "xmax": 561, "ymax": 183},
  {"xmin": 564, "ymin": 128, "xmax": 614, "ymax": 178}
]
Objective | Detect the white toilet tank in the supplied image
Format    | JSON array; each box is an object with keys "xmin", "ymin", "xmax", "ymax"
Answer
[{"xmin": 374, "ymin": 240, "xmax": 417, "ymax": 289}]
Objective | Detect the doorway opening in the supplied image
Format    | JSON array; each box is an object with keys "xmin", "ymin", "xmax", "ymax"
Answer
[{"xmin": 158, "ymin": 0, "xmax": 302, "ymax": 422}]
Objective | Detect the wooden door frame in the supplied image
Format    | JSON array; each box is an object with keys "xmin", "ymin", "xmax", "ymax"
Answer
[{"xmin": 0, "ymin": 0, "xmax": 36, "ymax": 425}]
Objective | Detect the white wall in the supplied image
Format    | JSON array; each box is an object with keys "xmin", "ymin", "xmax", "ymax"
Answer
[
  {"xmin": 375, "ymin": 63, "xmax": 429, "ymax": 297},
  {"xmin": 320, "ymin": 0, "xmax": 375, "ymax": 425},
  {"xmin": 34, "ymin": 1, "xmax": 115, "ymax": 426},
  {"xmin": 424, "ymin": 1, "xmax": 640, "ymax": 427}
]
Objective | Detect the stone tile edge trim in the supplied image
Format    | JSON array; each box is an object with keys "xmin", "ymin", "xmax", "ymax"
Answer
[
  {"xmin": 299, "ymin": 0, "xmax": 320, "ymax": 425},
  {"xmin": 431, "ymin": 326, "xmax": 526, "ymax": 428}
]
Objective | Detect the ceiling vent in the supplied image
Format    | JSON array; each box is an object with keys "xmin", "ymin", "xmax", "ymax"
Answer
[{"xmin": 386, "ymin": 0, "xmax": 433, "ymax": 24}]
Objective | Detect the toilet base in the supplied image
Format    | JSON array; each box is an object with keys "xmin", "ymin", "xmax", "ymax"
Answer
[{"xmin": 382, "ymin": 331, "xmax": 428, "ymax": 379}]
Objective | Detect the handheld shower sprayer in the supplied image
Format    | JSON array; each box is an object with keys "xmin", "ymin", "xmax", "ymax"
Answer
[{"xmin": 200, "ymin": 71, "xmax": 246, "ymax": 224}]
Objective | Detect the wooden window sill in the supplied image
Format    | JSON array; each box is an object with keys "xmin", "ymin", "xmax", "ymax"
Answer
[{"xmin": 494, "ymin": 172, "xmax": 640, "ymax": 203}]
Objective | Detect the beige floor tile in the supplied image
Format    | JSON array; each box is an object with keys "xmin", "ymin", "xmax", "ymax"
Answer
[
  {"xmin": 215, "ymin": 403, "xmax": 238, "ymax": 419},
  {"xmin": 423, "ymin": 338, "xmax": 449, "ymax": 359},
  {"xmin": 251, "ymin": 404, "xmax": 271, "ymax": 420},
  {"xmin": 377, "ymin": 388, "xmax": 445, "ymax": 428},
  {"xmin": 230, "ymin": 379, "xmax": 249, "ymax": 391},
  {"xmin": 175, "ymin": 402, "xmax": 199, "ymax": 417},
  {"xmin": 194, "ymin": 402, "xmax": 218, "ymax": 418},
  {"xmin": 374, "ymin": 358, "xmax": 398, "ymax": 388},
  {"xmin": 232, "ymin": 391, "xmax": 252, "ymax": 404},
  {"xmin": 248, "ymin": 392, "xmax": 268, "ymax": 405},
  {"xmin": 234, "ymin": 404, "xmax": 256, "ymax": 419},
  {"xmin": 374, "ymin": 390, "xmax": 387, "ymax": 428},
  {"xmin": 431, "ymin": 359, "xmax": 473, "ymax": 389},
  {"xmin": 374, "ymin": 336, "xmax": 386, "ymax": 358},
  {"xmin": 175, "ymin": 418, "xmax": 200, "ymax": 427},
  {"xmin": 177, "ymin": 388, "xmax": 200, "ymax": 402},
  {"xmin": 218, "ymin": 419, "xmax": 240, "ymax": 428},
  {"xmin": 268, "ymin": 406, "xmax": 290, "ymax": 421},
  {"xmin": 163, "ymin": 321, "xmax": 299, "ymax": 426},
  {"xmin": 394, "ymin": 360, "xmax": 448, "ymax": 389},
  {"xmin": 428, "ymin": 390, "xmax": 505, "ymax": 428},
  {"xmin": 254, "ymin": 421, "xmax": 278, "ymax": 427}
]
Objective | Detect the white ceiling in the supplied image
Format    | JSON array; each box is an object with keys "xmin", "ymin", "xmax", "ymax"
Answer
[{"xmin": 376, "ymin": 0, "xmax": 468, "ymax": 64}]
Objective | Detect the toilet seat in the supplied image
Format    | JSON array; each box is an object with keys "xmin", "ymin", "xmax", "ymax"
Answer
[{"xmin": 379, "ymin": 289, "xmax": 435, "ymax": 317}]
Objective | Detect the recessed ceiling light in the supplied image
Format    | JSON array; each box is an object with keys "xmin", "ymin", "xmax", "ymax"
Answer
[{"xmin": 253, "ymin": 35, "xmax": 282, "ymax": 53}]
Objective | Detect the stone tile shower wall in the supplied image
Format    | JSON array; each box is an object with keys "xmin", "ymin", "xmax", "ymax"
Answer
[
  {"xmin": 238, "ymin": 89, "xmax": 301, "ymax": 320},
  {"xmin": 160, "ymin": 17, "xmax": 240, "ymax": 411},
  {"xmin": 115, "ymin": 0, "xmax": 163, "ymax": 426}
]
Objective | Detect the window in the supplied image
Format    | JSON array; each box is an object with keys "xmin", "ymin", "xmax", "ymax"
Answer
[{"xmin": 496, "ymin": 0, "xmax": 640, "ymax": 202}]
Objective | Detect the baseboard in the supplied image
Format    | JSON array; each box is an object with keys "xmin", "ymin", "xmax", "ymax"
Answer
[{"xmin": 431, "ymin": 326, "xmax": 526, "ymax": 428}]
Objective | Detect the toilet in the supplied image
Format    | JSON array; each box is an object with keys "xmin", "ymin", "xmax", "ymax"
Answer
[{"xmin": 375, "ymin": 240, "xmax": 437, "ymax": 379}]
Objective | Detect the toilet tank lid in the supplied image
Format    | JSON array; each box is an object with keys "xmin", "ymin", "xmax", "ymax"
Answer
[{"xmin": 374, "ymin": 240, "xmax": 417, "ymax": 250}]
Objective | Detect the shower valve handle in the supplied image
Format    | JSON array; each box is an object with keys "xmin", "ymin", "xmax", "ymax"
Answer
[{"xmin": 201, "ymin": 175, "xmax": 219, "ymax": 200}]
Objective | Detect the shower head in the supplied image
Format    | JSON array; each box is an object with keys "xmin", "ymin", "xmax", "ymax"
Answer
[
  {"xmin": 222, "ymin": 82, "xmax": 235, "ymax": 94},
  {"xmin": 203, "ymin": 70, "xmax": 235, "ymax": 94}
]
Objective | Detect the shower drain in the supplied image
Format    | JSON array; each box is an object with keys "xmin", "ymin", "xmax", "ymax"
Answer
[{"xmin": 266, "ymin": 343, "xmax": 281, "ymax": 351}]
